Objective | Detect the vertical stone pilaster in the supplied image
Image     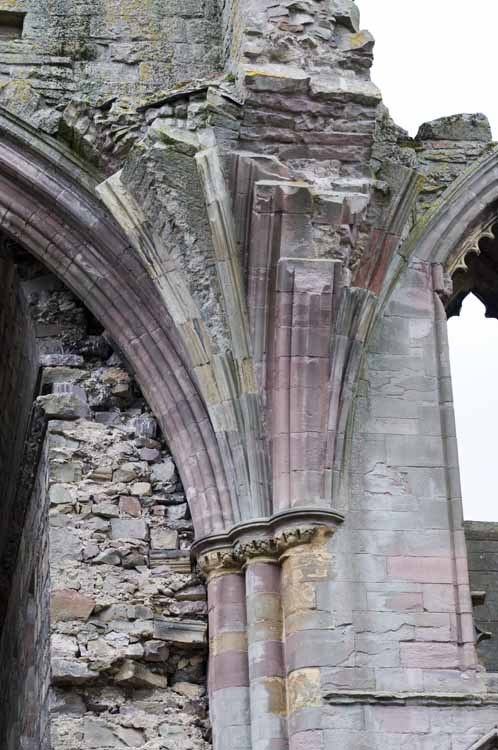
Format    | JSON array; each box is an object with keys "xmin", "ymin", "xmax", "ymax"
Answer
[{"xmin": 199, "ymin": 550, "xmax": 251, "ymax": 750}]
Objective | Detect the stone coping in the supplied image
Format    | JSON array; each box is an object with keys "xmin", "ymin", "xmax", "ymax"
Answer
[{"xmin": 465, "ymin": 521, "xmax": 498, "ymax": 541}]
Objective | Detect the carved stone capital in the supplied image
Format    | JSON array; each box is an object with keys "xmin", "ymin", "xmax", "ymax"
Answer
[
  {"xmin": 197, "ymin": 546, "xmax": 243, "ymax": 582},
  {"xmin": 274, "ymin": 524, "xmax": 333, "ymax": 556},
  {"xmin": 192, "ymin": 508, "xmax": 343, "ymax": 571},
  {"xmin": 233, "ymin": 537, "xmax": 279, "ymax": 564}
]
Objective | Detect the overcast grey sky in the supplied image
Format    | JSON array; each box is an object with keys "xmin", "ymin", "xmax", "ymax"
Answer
[
  {"xmin": 356, "ymin": 0, "xmax": 498, "ymax": 521},
  {"xmin": 356, "ymin": 0, "xmax": 498, "ymax": 137}
]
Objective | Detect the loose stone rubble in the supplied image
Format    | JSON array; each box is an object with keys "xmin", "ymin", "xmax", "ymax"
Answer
[{"xmin": 0, "ymin": 250, "xmax": 210, "ymax": 750}]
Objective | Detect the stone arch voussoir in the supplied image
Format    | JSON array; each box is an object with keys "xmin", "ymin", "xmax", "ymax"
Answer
[{"xmin": 0, "ymin": 107, "xmax": 231, "ymax": 537}]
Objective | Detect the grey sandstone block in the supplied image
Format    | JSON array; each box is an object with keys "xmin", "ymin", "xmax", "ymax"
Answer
[{"xmin": 110, "ymin": 519, "xmax": 147, "ymax": 540}]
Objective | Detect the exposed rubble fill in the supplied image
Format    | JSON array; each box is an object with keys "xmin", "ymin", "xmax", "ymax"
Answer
[{"xmin": 0, "ymin": 245, "xmax": 210, "ymax": 750}]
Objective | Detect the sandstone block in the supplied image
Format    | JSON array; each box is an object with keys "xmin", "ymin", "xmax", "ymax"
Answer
[
  {"xmin": 87, "ymin": 465, "xmax": 113, "ymax": 482},
  {"xmin": 114, "ymin": 659, "xmax": 168, "ymax": 688},
  {"xmin": 144, "ymin": 640, "xmax": 170, "ymax": 662},
  {"xmin": 83, "ymin": 720, "xmax": 123, "ymax": 748},
  {"xmin": 130, "ymin": 481, "xmax": 152, "ymax": 496},
  {"xmin": 38, "ymin": 393, "xmax": 90, "ymax": 420},
  {"xmin": 91, "ymin": 549, "xmax": 121, "ymax": 566},
  {"xmin": 49, "ymin": 483, "xmax": 76, "ymax": 506},
  {"xmin": 52, "ymin": 659, "xmax": 98, "ymax": 686},
  {"xmin": 51, "ymin": 590, "xmax": 96, "ymax": 621},
  {"xmin": 172, "ymin": 681, "xmax": 204, "ymax": 698},
  {"xmin": 168, "ymin": 502, "xmax": 188, "ymax": 520},
  {"xmin": 91, "ymin": 501, "xmax": 119, "ymax": 518},
  {"xmin": 416, "ymin": 113, "xmax": 492, "ymax": 142},
  {"xmin": 139, "ymin": 447, "xmax": 161, "ymax": 462},
  {"xmin": 154, "ymin": 618, "xmax": 207, "ymax": 648},
  {"xmin": 400, "ymin": 642, "xmax": 459, "ymax": 669},
  {"xmin": 150, "ymin": 527, "xmax": 178, "ymax": 550},
  {"xmin": 111, "ymin": 519, "xmax": 147, "ymax": 540},
  {"xmin": 51, "ymin": 634, "xmax": 79, "ymax": 658},
  {"xmin": 113, "ymin": 462, "xmax": 145, "ymax": 483},
  {"xmin": 119, "ymin": 496, "xmax": 142, "ymax": 516},
  {"xmin": 151, "ymin": 458, "xmax": 177, "ymax": 485}
]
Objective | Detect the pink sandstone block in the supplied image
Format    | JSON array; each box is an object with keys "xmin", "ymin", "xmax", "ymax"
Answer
[
  {"xmin": 400, "ymin": 642, "xmax": 459, "ymax": 669},
  {"xmin": 212, "ymin": 651, "xmax": 250, "ymax": 690},
  {"xmin": 365, "ymin": 704, "xmax": 430, "ymax": 733},
  {"xmin": 246, "ymin": 562, "xmax": 281, "ymax": 595},
  {"xmin": 422, "ymin": 584, "xmax": 456, "ymax": 613},
  {"xmin": 248, "ymin": 640, "xmax": 285, "ymax": 678},
  {"xmin": 291, "ymin": 730, "xmax": 324, "ymax": 750},
  {"xmin": 388, "ymin": 556, "xmax": 454, "ymax": 583}
]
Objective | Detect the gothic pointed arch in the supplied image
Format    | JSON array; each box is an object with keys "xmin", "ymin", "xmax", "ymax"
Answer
[
  {"xmin": 0, "ymin": 106, "xmax": 232, "ymax": 537},
  {"xmin": 386, "ymin": 144, "xmax": 498, "ymax": 299}
]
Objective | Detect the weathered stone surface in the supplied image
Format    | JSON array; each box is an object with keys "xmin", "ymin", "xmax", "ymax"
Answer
[
  {"xmin": 144, "ymin": 640, "xmax": 170, "ymax": 662},
  {"xmin": 110, "ymin": 519, "xmax": 147, "ymax": 541},
  {"xmin": 154, "ymin": 619, "xmax": 207, "ymax": 648},
  {"xmin": 51, "ymin": 659, "xmax": 99, "ymax": 686},
  {"xmin": 0, "ymin": 253, "xmax": 209, "ymax": 749},
  {"xmin": 38, "ymin": 393, "xmax": 90, "ymax": 420},
  {"xmin": 151, "ymin": 458, "xmax": 177, "ymax": 485},
  {"xmin": 51, "ymin": 590, "xmax": 96, "ymax": 622},
  {"xmin": 2, "ymin": 2, "xmax": 498, "ymax": 749},
  {"xmin": 114, "ymin": 659, "xmax": 168, "ymax": 689},
  {"xmin": 416, "ymin": 113, "xmax": 492, "ymax": 142},
  {"xmin": 151, "ymin": 528, "xmax": 179, "ymax": 550}
]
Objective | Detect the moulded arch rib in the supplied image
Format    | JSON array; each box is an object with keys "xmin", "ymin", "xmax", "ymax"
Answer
[
  {"xmin": 0, "ymin": 106, "xmax": 232, "ymax": 537},
  {"xmin": 468, "ymin": 727, "xmax": 498, "ymax": 749},
  {"xmin": 401, "ymin": 145, "xmax": 498, "ymax": 269}
]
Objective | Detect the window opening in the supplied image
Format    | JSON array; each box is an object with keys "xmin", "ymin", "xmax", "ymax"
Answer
[
  {"xmin": 0, "ymin": 12, "xmax": 26, "ymax": 40},
  {"xmin": 447, "ymin": 224, "xmax": 498, "ymax": 521},
  {"xmin": 448, "ymin": 295, "xmax": 498, "ymax": 520}
]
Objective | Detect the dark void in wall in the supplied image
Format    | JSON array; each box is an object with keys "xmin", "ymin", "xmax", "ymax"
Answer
[
  {"xmin": 0, "ymin": 251, "xmax": 39, "ymax": 590},
  {"xmin": 465, "ymin": 521, "xmax": 498, "ymax": 672},
  {"xmin": 0, "ymin": 11, "xmax": 26, "ymax": 40}
]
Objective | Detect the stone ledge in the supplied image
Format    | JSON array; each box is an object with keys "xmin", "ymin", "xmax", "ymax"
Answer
[
  {"xmin": 323, "ymin": 690, "xmax": 498, "ymax": 706},
  {"xmin": 153, "ymin": 617, "xmax": 207, "ymax": 648}
]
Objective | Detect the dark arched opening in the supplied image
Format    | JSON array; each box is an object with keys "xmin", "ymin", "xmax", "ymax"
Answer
[{"xmin": 0, "ymin": 237, "xmax": 209, "ymax": 749}]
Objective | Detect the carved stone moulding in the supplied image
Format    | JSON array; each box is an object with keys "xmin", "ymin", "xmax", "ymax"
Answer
[
  {"xmin": 442, "ymin": 217, "xmax": 498, "ymax": 319},
  {"xmin": 446, "ymin": 216, "xmax": 497, "ymax": 277},
  {"xmin": 469, "ymin": 727, "xmax": 498, "ymax": 750},
  {"xmin": 192, "ymin": 506, "xmax": 344, "ymax": 578}
]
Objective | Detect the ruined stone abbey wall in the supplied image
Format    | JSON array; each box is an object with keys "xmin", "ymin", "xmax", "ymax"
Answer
[
  {"xmin": 0, "ymin": 256, "xmax": 211, "ymax": 750},
  {"xmin": 0, "ymin": 442, "xmax": 51, "ymax": 750},
  {"xmin": 0, "ymin": 0, "xmax": 221, "ymax": 133},
  {"xmin": 2, "ymin": 1, "xmax": 498, "ymax": 749}
]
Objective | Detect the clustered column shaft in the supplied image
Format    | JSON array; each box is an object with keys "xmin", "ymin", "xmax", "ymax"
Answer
[
  {"xmin": 197, "ymin": 518, "xmax": 339, "ymax": 750},
  {"xmin": 246, "ymin": 559, "xmax": 287, "ymax": 750},
  {"xmin": 204, "ymin": 558, "xmax": 251, "ymax": 749},
  {"xmin": 280, "ymin": 529, "xmax": 333, "ymax": 750}
]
